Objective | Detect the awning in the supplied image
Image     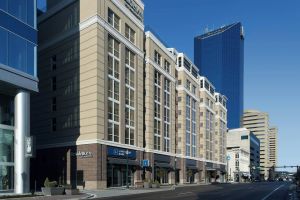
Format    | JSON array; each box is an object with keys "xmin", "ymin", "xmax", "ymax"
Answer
[
  {"xmin": 187, "ymin": 165, "xmax": 198, "ymax": 170},
  {"xmin": 108, "ymin": 158, "xmax": 139, "ymax": 166},
  {"xmin": 206, "ymin": 168, "xmax": 217, "ymax": 171},
  {"xmin": 154, "ymin": 162, "xmax": 172, "ymax": 168}
]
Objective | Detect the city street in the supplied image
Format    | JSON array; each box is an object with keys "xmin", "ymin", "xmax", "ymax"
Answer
[{"xmin": 100, "ymin": 182, "xmax": 295, "ymax": 200}]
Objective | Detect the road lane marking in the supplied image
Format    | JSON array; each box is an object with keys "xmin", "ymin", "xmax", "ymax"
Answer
[
  {"xmin": 177, "ymin": 192, "xmax": 194, "ymax": 196},
  {"xmin": 261, "ymin": 184, "xmax": 285, "ymax": 200}
]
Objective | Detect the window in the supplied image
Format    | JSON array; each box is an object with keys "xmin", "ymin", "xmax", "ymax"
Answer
[
  {"xmin": 192, "ymin": 85, "xmax": 196, "ymax": 94},
  {"xmin": 107, "ymin": 35, "xmax": 120, "ymax": 143},
  {"xmin": 52, "ymin": 118, "xmax": 56, "ymax": 132},
  {"xmin": 108, "ymin": 8, "xmax": 120, "ymax": 30},
  {"xmin": 154, "ymin": 103, "xmax": 160, "ymax": 118},
  {"xmin": 125, "ymin": 87, "xmax": 134, "ymax": 107},
  {"xmin": 154, "ymin": 119, "xmax": 161, "ymax": 150},
  {"xmin": 125, "ymin": 48, "xmax": 135, "ymax": 69},
  {"xmin": 154, "ymin": 71, "xmax": 161, "ymax": 85},
  {"xmin": 51, "ymin": 55, "xmax": 57, "ymax": 71},
  {"xmin": 125, "ymin": 24, "xmax": 135, "ymax": 43},
  {"xmin": 52, "ymin": 97, "xmax": 56, "ymax": 111},
  {"xmin": 154, "ymin": 50, "xmax": 161, "ymax": 66},
  {"xmin": 164, "ymin": 60, "xmax": 170, "ymax": 73},
  {"xmin": 164, "ymin": 78, "xmax": 170, "ymax": 92},
  {"xmin": 241, "ymin": 135, "xmax": 249, "ymax": 140},
  {"xmin": 185, "ymin": 80, "xmax": 191, "ymax": 90},
  {"xmin": 108, "ymin": 122, "xmax": 119, "ymax": 142},
  {"xmin": 52, "ymin": 77, "xmax": 56, "ymax": 91},
  {"xmin": 125, "ymin": 128, "xmax": 134, "ymax": 145}
]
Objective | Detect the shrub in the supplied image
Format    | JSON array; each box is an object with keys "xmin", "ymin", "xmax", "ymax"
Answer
[{"xmin": 44, "ymin": 177, "xmax": 57, "ymax": 188}]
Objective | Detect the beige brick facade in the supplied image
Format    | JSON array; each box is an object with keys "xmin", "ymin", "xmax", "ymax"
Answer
[{"xmin": 31, "ymin": 0, "xmax": 228, "ymax": 189}]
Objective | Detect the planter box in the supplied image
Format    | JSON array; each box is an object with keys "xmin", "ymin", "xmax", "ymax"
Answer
[
  {"xmin": 65, "ymin": 188, "xmax": 79, "ymax": 195},
  {"xmin": 42, "ymin": 187, "xmax": 65, "ymax": 196},
  {"xmin": 143, "ymin": 182, "xmax": 152, "ymax": 188},
  {"xmin": 152, "ymin": 183, "xmax": 160, "ymax": 188}
]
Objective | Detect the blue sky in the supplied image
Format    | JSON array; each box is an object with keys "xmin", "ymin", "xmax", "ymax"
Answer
[{"xmin": 144, "ymin": 0, "xmax": 300, "ymax": 170}]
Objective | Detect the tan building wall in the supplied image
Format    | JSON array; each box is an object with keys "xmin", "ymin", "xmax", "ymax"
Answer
[
  {"xmin": 143, "ymin": 31, "xmax": 177, "ymax": 184},
  {"xmin": 268, "ymin": 127, "xmax": 278, "ymax": 167},
  {"xmin": 242, "ymin": 110, "xmax": 270, "ymax": 179},
  {"xmin": 214, "ymin": 93, "xmax": 227, "ymax": 164},
  {"xmin": 32, "ymin": 0, "xmax": 145, "ymax": 189}
]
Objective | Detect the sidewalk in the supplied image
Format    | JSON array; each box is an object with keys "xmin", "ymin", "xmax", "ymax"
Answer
[
  {"xmin": 0, "ymin": 183, "xmax": 211, "ymax": 199},
  {"xmin": 0, "ymin": 192, "xmax": 89, "ymax": 200},
  {"xmin": 83, "ymin": 183, "xmax": 210, "ymax": 199}
]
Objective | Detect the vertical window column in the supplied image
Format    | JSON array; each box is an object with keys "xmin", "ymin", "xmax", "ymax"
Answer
[
  {"xmin": 154, "ymin": 71, "xmax": 161, "ymax": 150},
  {"xmin": 186, "ymin": 95, "xmax": 191, "ymax": 156},
  {"xmin": 107, "ymin": 35, "xmax": 120, "ymax": 142},
  {"xmin": 125, "ymin": 48, "xmax": 135, "ymax": 145},
  {"xmin": 163, "ymin": 78, "xmax": 170, "ymax": 152}
]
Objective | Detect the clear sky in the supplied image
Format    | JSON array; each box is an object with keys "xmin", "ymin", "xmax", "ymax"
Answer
[{"xmin": 143, "ymin": 0, "xmax": 300, "ymax": 170}]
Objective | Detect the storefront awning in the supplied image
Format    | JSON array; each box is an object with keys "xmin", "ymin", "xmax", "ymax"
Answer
[
  {"xmin": 206, "ymin": 168, "xmax": 217, "ymax": 171},
  {"xmin": 108, "ymin": 158, "xmax": 139, "ymax": 166},
  {"xmin": 154, "ymin": 162, "xmax": 172, "ymax": 168},
  {"xmin": 187, "ymin": 165, "xmax": 198, "ymax": 170}
]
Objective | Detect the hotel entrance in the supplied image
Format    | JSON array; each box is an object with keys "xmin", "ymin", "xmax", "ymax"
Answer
[{"xmin": 107, "ymin": 164, "xmax": 134, "ymax": 187}]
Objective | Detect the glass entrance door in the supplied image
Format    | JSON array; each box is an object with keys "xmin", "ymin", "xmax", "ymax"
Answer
[{"xmin": 0, "ymin": 126, "xmax": 14, "ymax": 193}]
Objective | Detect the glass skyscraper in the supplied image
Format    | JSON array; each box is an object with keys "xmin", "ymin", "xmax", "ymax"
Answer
[
  {"xmin": 194, "ymin": 22, "xmax": 244, "ymax": 129},
  {"xmin": 0, "ymin": 0, "xmax": 38, "ymax": 194}
]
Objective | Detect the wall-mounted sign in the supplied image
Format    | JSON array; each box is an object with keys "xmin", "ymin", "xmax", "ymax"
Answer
[
  {"xmin": 72, "ymin": 151, "xmax": 93, "ymax": 158},
  {"xmin": 25, "ymin": 136, "xmax": 35, "ymax": 158},
  {"xmin": 107, "ymin": 146, "xmax": 136, "ymax": 159},
  {"xmin": 124, "ymin": 0, "xmax": 144, "ymax": 22},
  {"xmin": 141, "ymin": 159, "xmax": 149, "ymax": 167}
]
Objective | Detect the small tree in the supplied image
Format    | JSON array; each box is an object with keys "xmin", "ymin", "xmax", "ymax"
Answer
[{"xmin": 187, "ymin": 170, "xmax": 193, "ymax": 183}]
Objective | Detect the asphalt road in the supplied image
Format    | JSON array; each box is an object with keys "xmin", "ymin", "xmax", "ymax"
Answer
[{"xmin": 100, "ymin": 182, "xmax": 295, "ymax": 200}]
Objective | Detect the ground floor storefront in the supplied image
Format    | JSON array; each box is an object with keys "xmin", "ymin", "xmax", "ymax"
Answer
[{"xmin": 32, "ymin": 144, "xmax": 225, "ymax": 190}]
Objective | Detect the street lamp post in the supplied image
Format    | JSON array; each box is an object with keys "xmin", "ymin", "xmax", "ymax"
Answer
[
  {"xmin": 174, "ymin": 157, "xmax": 177, "ymax": 185},
  {"xmin": 126, "ymin": 149, "xmax": 129, "ymax": 189}
]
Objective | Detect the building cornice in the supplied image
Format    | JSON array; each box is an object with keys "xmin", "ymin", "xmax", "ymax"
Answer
[
  {"xmin": 176, "ymin": 85, "xmax": 199, "ymax": 102},
  {"xmin": 145, "ymin": 31, "xmax": 176, "ymax": 62},
  {"xmin": 111, "ymin": 0, "xmax": 144, "ymax": 30},
  {"xmin": 145, "ymin": 57, "xmax": 176, "ymax": 83},
  {"xmin": 80, "ymin": 14, "xmax": 144, "ymax": 58}
]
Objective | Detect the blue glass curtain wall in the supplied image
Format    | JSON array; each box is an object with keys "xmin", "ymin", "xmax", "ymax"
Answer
[
  {"xmin": 0, "ymin": 27, "xmax": 36, "ymax": 76},
  {"xmin": 0, "ymin": 0, "xmax": 35, "ymax": 28}
]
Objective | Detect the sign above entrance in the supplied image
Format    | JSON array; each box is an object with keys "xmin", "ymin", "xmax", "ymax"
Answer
[
  {"xmin": 71, "ymin": 151, "xmax": 93, "ymax": 158},
  {"xmin": 141, "ymin": 159, "xmax": 149, "ymax": 167},
  {"xmin": 107, "ymin": 146, "xmax": 136, "ymax": 159}
]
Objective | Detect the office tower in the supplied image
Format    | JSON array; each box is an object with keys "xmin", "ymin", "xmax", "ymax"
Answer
[
  {"xmin": 268, "ymin": 127, "xmax": 278, "ymax": 167},
  {"xmin": 144, "ymin": 31, "xmax": 177, "ymax": 184},
  {"xmin": 194, "ymin": 22, "xmax": 244, "ymax": 129},
  {"xmin": 242, "ymin": 110, "xmax": 270, "ymax": 180},
  {"xmin": 0, "ymin": 0, "xmax": 38, "ymax": 194},
  {"xmin": 32, "ymin": 0, "xmax": 145, "ymax": 189},
  {"xmin": 227, "ymin": 128, "xmax": 260, "ymax": 180}
]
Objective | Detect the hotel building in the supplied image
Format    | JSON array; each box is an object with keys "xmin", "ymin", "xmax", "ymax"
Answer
[
  {"xmin": 32, "ymin": 0, "xmax": 145, "ymax": 189},
  {"xmin": 174, "ymin": 51, "xmax": 203, "ymax": 183},
  {"xmin": 0, "ymin": 0, "xmax": 38, "ymax": 194},
  {"xmin": 214, "ymin": 93, "xmax": 227, "ymax": 182},
  {"xmin": 31, "ymin": 0, "xmax": 228, "ymax": 190},
  {"xmin": 199, "ymin": 77, "xmax": 226, "ymax": 182},
  {"xmin": 144, "ymin": 31, "xmax": 177, "ymax": 184}
]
